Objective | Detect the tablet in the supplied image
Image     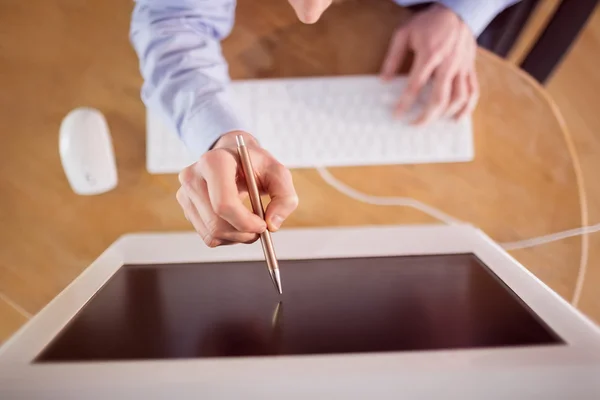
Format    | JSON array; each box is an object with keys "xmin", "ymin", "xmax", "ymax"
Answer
[{"xmin": 1, "ymin": 225, "xmax": 599, "ymax": 399}]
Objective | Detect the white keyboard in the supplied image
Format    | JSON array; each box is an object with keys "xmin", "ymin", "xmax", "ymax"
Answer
[{"xmin": 146, "ymin": 75, "xmax": 474, "ymax": 173}]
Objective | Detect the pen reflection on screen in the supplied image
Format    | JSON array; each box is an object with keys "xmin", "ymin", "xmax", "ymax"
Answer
[{"xmin": 197, "ymin": 301, "xmax": 284, "ymax": 358}]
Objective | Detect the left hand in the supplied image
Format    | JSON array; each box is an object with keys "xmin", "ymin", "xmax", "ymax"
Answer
[{"xmin": 380, "ymin": 4, "xmax": 479, "ymax": 124}]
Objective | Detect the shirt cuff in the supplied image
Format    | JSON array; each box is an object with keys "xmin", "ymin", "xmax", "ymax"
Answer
[
  {"xmin": 436, "ymin": 0, "xmax": 516, "ymax": 36},
  {"xmin": 179, "ymin": 95, "xmax": 249, "ymax": 159}
]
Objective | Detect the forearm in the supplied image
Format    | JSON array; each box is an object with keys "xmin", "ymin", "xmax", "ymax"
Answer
[
  {"xmin": 129, "ymin": 0, "xmax": 247, "ymax": 159},
  {"xmin": 395, "ymin": 0, "xmax": 522, "ymax": 36}
]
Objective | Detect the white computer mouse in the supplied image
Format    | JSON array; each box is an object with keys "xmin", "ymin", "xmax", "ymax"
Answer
[{"xmin": 59, "ymin": 107, "xmax": 118, "ymax": 195}]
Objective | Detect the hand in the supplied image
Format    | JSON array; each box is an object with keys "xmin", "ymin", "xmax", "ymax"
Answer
[
  {"xmin": 380, "ymin": 4, "xmax": 479, "ymax": 124},
  {"xmin": 176, "ymin": 131, "xmax": 298, "ymax": 248}
]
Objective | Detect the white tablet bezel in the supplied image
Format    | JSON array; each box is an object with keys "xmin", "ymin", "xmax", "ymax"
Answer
[{"xmin": 1, "ymin": 224, "xmax": 599, "ymax": 399}]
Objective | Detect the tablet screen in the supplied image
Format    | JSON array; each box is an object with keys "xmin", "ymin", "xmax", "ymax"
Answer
[{"xmin": 35, "ymin": 254, "xmax": 562, "ymax": 362}]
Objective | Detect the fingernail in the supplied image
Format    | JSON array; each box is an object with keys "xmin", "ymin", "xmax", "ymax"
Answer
[{"xmin": 270, "ymin": 215, "xmax": 283, "ymax": 231}]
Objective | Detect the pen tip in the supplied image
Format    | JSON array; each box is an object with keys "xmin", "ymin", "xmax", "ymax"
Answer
[{"xmin": 273, "ymin": 269, "xmax": 282, "ymax": 294}]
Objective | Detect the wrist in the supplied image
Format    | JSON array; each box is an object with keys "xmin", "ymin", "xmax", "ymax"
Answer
[
  {"xmin": 429, "ymin": 0, "xmax": 511, "ymax": 37},
  {"xmin": 212, "ymin": 131, "xmax": 259, "ymax": 149},
  {"xmin": 430, "ymin": 3, "xmax": 459, "ymax": 20},
  {"xmin": 428, "ymin": 2, "xmax": 474, "ymax": 37}
]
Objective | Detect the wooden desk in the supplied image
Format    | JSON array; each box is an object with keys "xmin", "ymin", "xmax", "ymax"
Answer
[{"xmin": 0, "ymin": 0, "xmax": 590, "ymax": 343}]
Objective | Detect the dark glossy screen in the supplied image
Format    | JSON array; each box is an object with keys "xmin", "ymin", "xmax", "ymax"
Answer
[{"xmin": 35, "ymin": 254, "xmax": 562, "ymax": 362}]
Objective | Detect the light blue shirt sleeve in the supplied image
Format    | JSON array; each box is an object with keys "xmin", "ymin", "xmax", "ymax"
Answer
[
  {"xmin": 129, "ymin": 0, "xmax": 518, "ymax": 158},
  {"xmin": 129, "ymin": 0, "xmax": 248, "ymax": 159},
  {"xmin": 395, "ymin": 0, "xmax": 521, "ymax": 36}
]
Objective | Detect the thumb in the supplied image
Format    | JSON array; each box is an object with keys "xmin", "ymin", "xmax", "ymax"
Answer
[{"xmin": 261, "ymin": 163, "xmax": 298, "ymax": 232}]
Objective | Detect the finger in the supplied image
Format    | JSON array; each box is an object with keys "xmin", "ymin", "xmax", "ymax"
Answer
[
  {"xmin": 260, "ymin": 163, "xmax": 299, "ymax": 232},
  {"xmin": 413, "ymin": 61, "xmax": 453, "ymax": 125},
  {"xmin": 380, "ymin": 28, "xmax": 409, "ymax": 80},
  {"xmin": 395, "ymin": 50, "xmax": 441, "ymax": 117},
  {"xmin": 181, "ymin": 199, "xmax": 239, "ymax": 247},
  {"xmin": 456, "ymin": 69, "xmax": 479, "ymax": 119},
  {"xmin": 200, "ymin": 150, "xmax": 267, "ymax": 234},
  {"xmin": 177, "ymin": 187, "xmax": 223, "ymax": 247},
  {"xmin": 176, "ymin": 187, "xmax": 191, "ymax": 222},
  {"xmin": 445, "ymin": 73, "xmax": 469, "ymax": 119},
  {"xmin": 182, "ymin": 180, "xmax": 260, "ymax": 246},
  {"xmin": 464, "ymin": 27, "xmax": 477, "ymax": 67},
  {"xmin": 414, "ymin": 25, "xmax": 472, "ymax": 124}
]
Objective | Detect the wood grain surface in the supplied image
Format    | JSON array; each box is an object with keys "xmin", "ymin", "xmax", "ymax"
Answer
[
  {"xmin": 0, "ymin": 0, "xmax": 597, "ymax": 343},
  {"xmin": 547, "ymin": 6, "xmax": 600, "ymax": 329}
]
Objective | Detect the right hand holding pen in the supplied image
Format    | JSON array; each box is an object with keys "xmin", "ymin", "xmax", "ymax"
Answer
[{"xmin": 176, "ymin": 131, "xmax": 298, "ymax": 247}]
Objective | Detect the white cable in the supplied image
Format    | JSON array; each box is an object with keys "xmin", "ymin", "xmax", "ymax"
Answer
[
  {"xmin": 316, "ymin": 167, "xmax": 595, "ymax": 306},
  {"xmin": 500, "ymin": 225, "xmax": 600, "ymax": 250},
  {"xmin": 0, "ymin": 291, "xmax": 32, "ymax": 320},
  {"xmin": 318, "ymin": 166, "xmax": 598, "ymax": 250},
  {"xmin": 317, "ymin": 167, "xmax": 463, "ymax": 225}
]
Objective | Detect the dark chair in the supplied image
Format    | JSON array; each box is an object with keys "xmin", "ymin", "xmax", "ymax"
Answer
[{"xmin": 479, "ymin": 0, "xmax": 599, "ymax": 84}]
